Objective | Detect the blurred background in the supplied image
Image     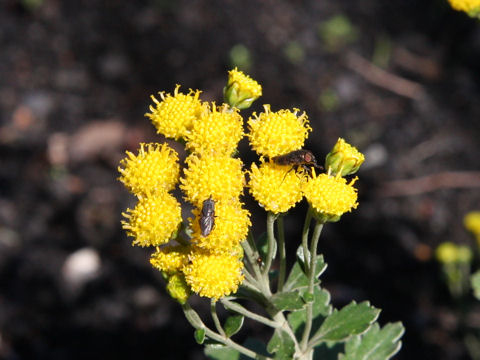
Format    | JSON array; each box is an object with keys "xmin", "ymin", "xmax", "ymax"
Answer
[{"xmin": 1, "ymin": 0, "xmax": 480, "ymax": 359}]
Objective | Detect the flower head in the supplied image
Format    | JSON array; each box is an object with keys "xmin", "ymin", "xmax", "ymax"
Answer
[
  {"xmin": 185, "ymin": 103, "xmax": 244, "ymax": 156},
  {"xmin": 325, "ymin": 138, "xmax": 365, "ymax": 176},
  {"xmin": 247, "ymin": 105, "xmax": 311, "ymax": 158},
  {"xmin": 448, "ymin": 0, "xmax": 480, "ymax": 16},
  {"xmin": 303, "ymin": 171, "xmax": 358, "ymax": 222},
  {"xmin": 150, "ymin": 244, "xmax": 190, "ymax": 275},
  {"xmin": 224, "ymin": 68, "xmax": 262, "ymax": 110},
  {"xmin": 464, "ymin": 211, "xmax": 480, "ymax": 240},
  {"xmin": 249, "ymin": 161, "xmax": 303, "ymax": 214},
  {"xmin": 122, "ymin": 192, "xmax": 182, "ymax": 247},
  {"xmin": 118, "ymin": 143, "xmax": 180, "ymax": 196},
  {"xmin": 166, "ymin": 273, "xmax": 191, "ymax": 304},
  {"xmin": 180, "ymin": 154, "xmax": 245, "ymax": 207},
  {"xmin": 146, "ymin": 85, "xmax": 204, "ymax": 140},
  {"xmin": 190, "ymin": 199, "xmax": 251, "ymax": 253},
  {"xmin": 183, "ymin": 248, "xmax": 244, "ymax": 300}
]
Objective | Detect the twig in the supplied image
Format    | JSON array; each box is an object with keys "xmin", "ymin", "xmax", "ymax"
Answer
[
  {"xmin": 345, "ymin": 51, "xmax": 426, "ymax": 100},
  {"xmin": 377, "ymin": 171, "xmax": 480, "ymax": 197}
]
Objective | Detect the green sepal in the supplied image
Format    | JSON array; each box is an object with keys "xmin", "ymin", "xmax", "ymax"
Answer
[
  {"xmin": 194, "ymin": 328, "xmax": 206, "ymax": 344},
  {"xmin": 339, "ymin": 322, "xmax": 405, "ymax": 360},
  {"xmin": 224, "ymin": 315, "xmax": 244, "ymax": 337}
]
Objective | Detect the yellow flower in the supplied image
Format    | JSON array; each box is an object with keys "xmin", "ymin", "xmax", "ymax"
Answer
[
  {"xmin": 247, "ymin": 104, "xmax": 311, "ymax": 158},
  {"xmin": 183, "ymin": 248, "xmax": 244, "ymax": 300},
  {"xmin": 180, "ymin": 154, "xmax": 245, "ymax": 207},
  {"xmin": 325, "ymin": 138, "xmax": 365, "ymax": 176},
  {"xmin": 118, "ymin": 143, "xmax": 180, "ymax": 196},
  {"xmin": 464, "ymin": 211, "xmax": 480, "ymax": 237},
  {"xmin": 166, "ymin": 273, "xmax": 191, "ymax": 304},
  {"xmin": 146, "ymin": 85, "xmax": 204, "ymax": 140},
  {"xmin": 122, "ymin": 192, "xmax": 182, "ymax": 247},
  {"xmin": 249, "ymin": 161, "xmax": 303, "ymax": 214},
  {"xmin": 185, "ymin": 103, "xmax": 244, "ymax": 156},
  {"xmin": 448, "ymin": 0, "xmax": 480, "ymax": 14},
  {"xmin": 190, "ymin": 199, "xmax": 251, "ymax": 253},
  {"xmin": 303, "ymin": 171, "xmax": 358, "ymax": 222},
  {"xmin": 435, "ymin": 242, "xmax": 459, "ymax": 264},
  {"xmin": 150, "ymin": 244, "xmax": 190, "ymax": 274},
  {"xmin": 224, "ymin": 67, "xmax": 262, "ymax": 110}
]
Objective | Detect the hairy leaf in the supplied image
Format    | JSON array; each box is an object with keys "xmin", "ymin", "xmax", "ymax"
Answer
[
  {"xmin": 339, "ymin": 322, "xmax": 405, "ymax": 360},
  {"xmin": 224, "ymin": 315, "xmax": 244, "ymax": 337},
  {"xmin": 311, "ymin": 301, "xmax": 380, "ymax": 343}
]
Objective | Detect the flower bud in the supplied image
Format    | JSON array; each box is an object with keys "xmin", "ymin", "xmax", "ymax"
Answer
[
  {"xmin": 325, "ymin": 138, "xmax": 365, "ymax": 176},
  {"xmin": 435, "ymin": 242, "xmax": 458, "ymax": 264},
  {"xmin": 166, "ymin": 273, "xmax": 191, "ymax": 304},
  {"xmin": 223, "ymin": 68, "xmax": 262, "ymax": 110}
]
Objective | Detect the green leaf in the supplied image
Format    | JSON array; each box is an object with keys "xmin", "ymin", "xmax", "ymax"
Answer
[
  {"xmin": 224, "ymin": 315, "xmax": 244, "ymax": 337},
  {"xmin": 312, "ymin": 301, "xmax": 380, "ymax": 343},
  {"xmin": 283, "ymin": 256, "xmax": 327, "ymax": 293},
  {"xmin": 267, "ymin": 329, "xmax": 295, "ymax": 359},
  {"xmin": 194, "ymin": 328, "xmax": 206, "ymax": 344},
  {"xmin": 313, "ymin": 342, "xmax": 344, "ymax": 360},
  {"xmin": 296, "ymin": 245, "xmax": 310, "ymax": 270},
  {"xmin": 339, "ymin": 322, "xmax": 405, "ymax": 360},
  {"xmin": 205, "ymin": 344, "xmax": 241, "ymax": 360},
  {"xmin": 257, "ymin": 232, "xmax": 275, "ymax": 261},
  {"xmin": 471, "ymin": 270, "xmax": 480, "ymax": 300},
  {"xmin": 271, "ymin": 290, "xmax": 305, "ymax": 311},
  {"xmin": 288, "ymin": 286, "xmax": 332, "ymax": 336}
]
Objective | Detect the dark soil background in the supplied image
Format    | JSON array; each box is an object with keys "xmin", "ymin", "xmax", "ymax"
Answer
[{"xmin": 1, "ymin": 0, "xmax": 480, "ymax": 359}]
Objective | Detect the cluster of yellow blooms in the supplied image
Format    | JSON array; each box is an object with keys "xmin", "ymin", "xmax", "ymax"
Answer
[
  {"xmin": 448, "ymin": 0, "xmax": 480, "ymax": 16},
  {"xmin": 119, "ymin": 67, "xmax": 365, "ymax": 302},
  {"xmin": 464, "ymin": 211, "xmax": 480, "ymax": 242}
]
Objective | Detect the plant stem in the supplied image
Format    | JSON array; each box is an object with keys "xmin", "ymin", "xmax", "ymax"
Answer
[
  {"xmin": 277, "ymin": 216, "xmax": 286, "ymax": 292},
  {"xmin": 263, "ymin": 212, "xmax": 277, "ymax": 277},
  {"xmin": 211, "ymin": 300, "xmax": 226, "ymax": 337},
  {"xmin": 221, "ymin": 298, "xmax": 278, "ymax": 328},
  {"xmin": 301, "ymin": 207, "xmax": 313, "ymax": 273},
  {"xmin": 242, "ymin": 239, "xmax": 265, "ymax": 289},
  {"xmin": 182, "ymin": 302, "xmax": 268, "ymax": 359},
  {"xmin": 300, "ymin": 220, "xmax": 324, "ymax": 352}
]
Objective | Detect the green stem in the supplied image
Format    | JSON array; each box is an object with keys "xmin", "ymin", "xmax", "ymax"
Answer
[
  {"xmin": 221, "ymin": 298, "xmax": 278, "ymax": 328},
  {"xmin": 277, "ymin": 216, "xmax": 286, "ymax": 292},
  {"xmin": 242, "ymin": 239, "xmax": 265, "ymax": 288},
  {"xmin": 300, "ymin": 220, "xmax": 324, "ymax": 352},
  {"xmin": 302, "ymin": 207, "xmax": 313, "ymax": 273},
  {"xmin": 183, "ymin": 302, "xmax": 267, "ymax": 359},
  {"xmin": 211, "ymin": 300, "xmax": 226, "ymax": 337},
  {"xmin": 263, "ymin": 212, "xmax": 277, "ymax": 277}
]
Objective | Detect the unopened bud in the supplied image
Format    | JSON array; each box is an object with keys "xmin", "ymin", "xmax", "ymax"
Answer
[
  {"xmin": 325, "ymin": 138, "xmax": 364, "ymax": 176},
  {"xmin": 223, "ymin": 68, "xmax": 262, "ymax": 110},
  {"xmin": 166, "ymin": 273, "xmax": 191, "ymax": 304},
  {"xmin": 435, "ymin": 242, "xmax": 458, "ymax": 264}
]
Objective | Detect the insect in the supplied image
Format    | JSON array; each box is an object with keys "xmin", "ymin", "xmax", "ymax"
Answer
[
  {"xmin": 199, "ymin": 197, "xmax": 215, "ymax": 237},
  {"xmin": 272, "ymin": 149, "xmax": 322, "ymax": 177}
]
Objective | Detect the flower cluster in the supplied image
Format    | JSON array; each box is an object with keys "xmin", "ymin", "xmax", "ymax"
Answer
[
  {"xmin": 464, "ymin": 211, "xmax": 480, "ymax": 242},
  {"xmin": 120, "ymin": 68, "xmax": 365, "ymax": 302},
  {"xmin": 120, "ymin": 70, "xmax": 260, "ymax": 301},
  {"xmin": 448, "ymin": 0, "xmax": 480, "ymax": 17},
  {"xmin": 248, "ymin": 118, "xmax": 363, "ymax": 221}
]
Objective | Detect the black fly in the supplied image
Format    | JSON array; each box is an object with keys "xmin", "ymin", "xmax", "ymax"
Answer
[
  {"xmin": 272, "ymin": 149, "xmax": 322, "ymax": 177},
  {"xmin": 199, "ymin": 197, "xmax": 215, "ymax": 237}
]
